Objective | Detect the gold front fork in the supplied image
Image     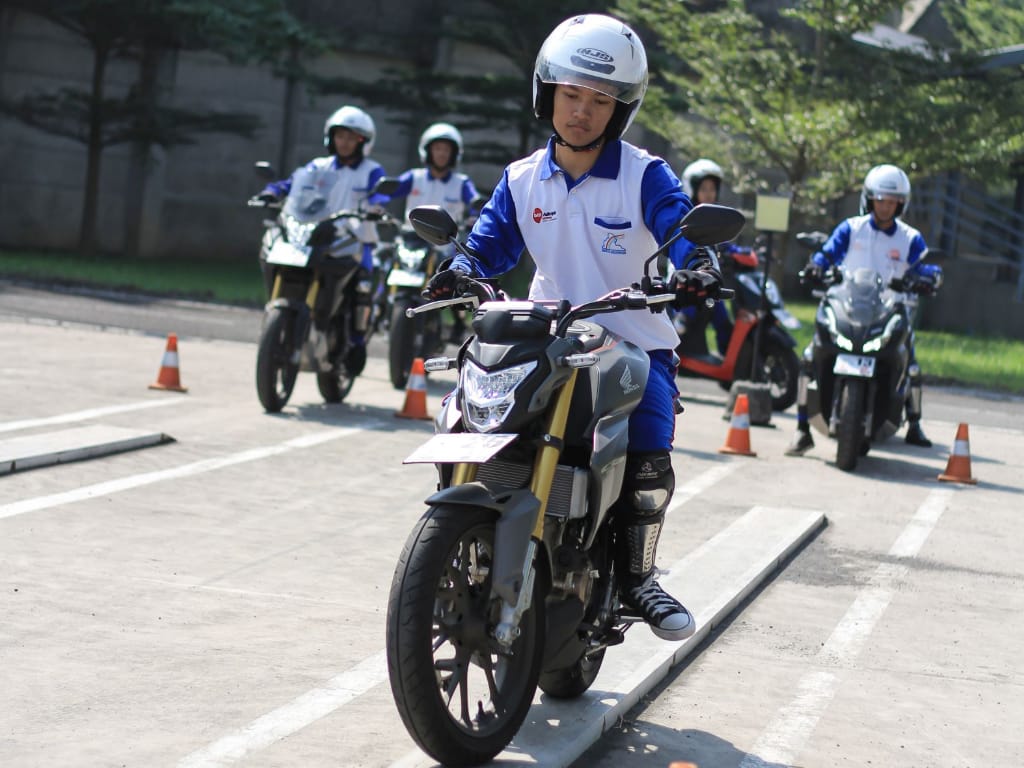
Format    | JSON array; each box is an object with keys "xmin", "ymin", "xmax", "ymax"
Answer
[{"xmin": 530, "ymin": 369, "xmax": 578, "ymax": 538}]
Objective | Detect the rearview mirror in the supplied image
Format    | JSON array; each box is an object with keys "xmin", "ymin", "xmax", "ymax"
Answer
[
  {"xmin": 371, "ymin": 176, "xmax": 402, "ymax": 197},
  {"xmin": 254, "ymin": 161, "xmax": 276, "ymax": 180},
  {"xmin": 679, "ymin": 203, "xmax": 746, "ymax": 246},
  {"xmin": 409, "ymin": 205, "xmax": 458, "ymax": 247}
]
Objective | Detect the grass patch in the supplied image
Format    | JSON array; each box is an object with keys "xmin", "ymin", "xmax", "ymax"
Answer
[
  {"xmin": 2, "ymin": 248, "xmax": 1022, "ymax": 393},
  {"xmin": 786, "ymin": 301, "xmax": 1024, "ymax": 394},
  {"xmin": 0, "ymin": 249, "xmax": 264, "ymax": 306}
]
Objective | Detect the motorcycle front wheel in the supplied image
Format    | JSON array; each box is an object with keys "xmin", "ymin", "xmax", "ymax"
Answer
[
  {"xmin": 836, "ymin": 378, "xmax": 867, "ymax": 471},
  {"xmin": 388, "ymin": 297, "xmax": 418, "ymax": 391},
  {"xmin": 762, "ymin": 339, "xmax": 799, "ymax": 411},
  {"xmin": 255, "ymin": 307, "xmax": 299, "ymax": 413},
  {"xmin": 386, "ymin": 505, "xmax": 545, "ymax": 767}
]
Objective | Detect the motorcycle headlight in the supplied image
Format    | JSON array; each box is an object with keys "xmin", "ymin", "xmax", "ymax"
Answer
[
  {"xmin": 396, "ymin": 242, "xmax": 427, "ymax": 271},
  {"xmin": 863, "ymin": 314, "xmax": 904, "ymax": 353},
  {"xmin": 818, "ymin": 305, "xmax": 854, "ymax": 351},
  {"xmin": 461, "ymin": 359, "xmax": 537, "ymax": 432},
  {"xmin": 284, "ymin": 217, "xmax": 317, "ymax": 246}
]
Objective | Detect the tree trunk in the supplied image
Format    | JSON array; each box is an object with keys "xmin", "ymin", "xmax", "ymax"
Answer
[{"xmin": 79, "ymin": 43, "xmax": 109, "ymax": 256}]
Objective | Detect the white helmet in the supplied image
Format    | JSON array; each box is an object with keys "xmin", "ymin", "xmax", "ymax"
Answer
[
  {"xmin": 533, "ymin": 14, "xmax": 649, "ymax": 141},
  {"xmin": 323, "ymin": 105, "xmax": 376, "ymax": 156},
  {"xmin": 418, "ymin": 122, "xmax": 463, "ymax": 166},
  {"xmin": 681, "ymin": 158, "xmax": 724, "ymax": 200},
  {"xmin": 860, "ymin": 163, "xmax": 911, "ymax": 217}
]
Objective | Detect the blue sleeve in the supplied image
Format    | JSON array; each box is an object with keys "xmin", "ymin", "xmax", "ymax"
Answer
[
  {"xmin": 815, "ymin": 220, "xmax": 852, "ymax": 267},
  {"xmin": 388, "ymin": 170, "xmax": 414, "ymax": 202},
  {"xmin": 462, "ymin": 177, "xmax": 480, "ymax": 207},
  {"xmin": 905, "ymin": 233, "xmax": 928, "ymax": 268},
  {"xmin": 641, "ymin": 159, "xmax": 695, "ymax": 268},
  {"xmin": 365, "ymin": 165, "xmax": 389, "ymax": 206},
  {"xmin": 670, "ymin": 239, "xmax": 696, "ymax": 270},
  {"xmin": 263, "ymin": 163, "xmax": 310, "ymax": 198},
  {"xmin": 460, "ymin": 169, "xmax": 524, "ymax": 277}
]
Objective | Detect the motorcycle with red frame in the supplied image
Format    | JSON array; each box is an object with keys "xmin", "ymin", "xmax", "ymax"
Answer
[{"xmin": 675, "ymin": 242, "xmax": 800, "ymax": 411}]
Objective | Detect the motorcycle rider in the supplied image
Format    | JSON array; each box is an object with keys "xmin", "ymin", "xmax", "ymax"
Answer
[
  {"xmin": 425, "ymin": 14, "xmax": 726, "ymax": 642},
  {"xmin": 252, "ymin": 105, "xmax": 388, "ymax": 376},
  {"xmin": 672, "ymin": 158, "xmax": 735, "ymax": 355},
  {"xmin": 786, "ymin": 163, "xmax": 943, "ymax": 455},
  {"xmin": 386, "ymin": 122, "xmax": 482, "ymax": 342}
]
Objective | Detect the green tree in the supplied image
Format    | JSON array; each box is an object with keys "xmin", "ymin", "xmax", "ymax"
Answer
[
  {"xmin": 314, "ymin": 0, "xmax": 613, "ymax": 168},
  {"xmin": 0, "ymin": 0, "xmax": 318, "ymax": 255}
]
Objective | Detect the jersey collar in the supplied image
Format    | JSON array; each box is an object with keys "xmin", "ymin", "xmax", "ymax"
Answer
[
  {"xmin": 540, "ymin": 137, "xmax": 622, "ymax": 182},
  {"xmin": 332, "ymin": 155, "xmax": 364, "ymax": 170},
  {"xmin": 869, "ymin": 215, "xmax": 898, "ymax": 235}
]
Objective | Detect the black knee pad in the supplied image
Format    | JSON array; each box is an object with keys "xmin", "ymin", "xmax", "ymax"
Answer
[{"xmin": 614, "ymin": 451, "xmax": 675, "ymax": 526}]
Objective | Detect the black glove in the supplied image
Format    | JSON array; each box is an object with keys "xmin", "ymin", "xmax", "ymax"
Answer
[
  {"xmin": 251, "ymin": 192, "xmax": 279, "ymax": 205},
  {"xmin": 423, "ymin": 267, "xmax": 469, "ymax": 300},
  {"xmin": 800, "ymin": 261, "xmax": 824, "ymax": 284},
  {"xmin": 670, "ymin": 267, "xmax": 722, "ymax": 309}
]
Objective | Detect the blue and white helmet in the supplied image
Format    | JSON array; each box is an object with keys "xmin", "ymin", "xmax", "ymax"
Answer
[
  {"xmin": 323, "ymin": 105, "xmax": 376, "ymax": 156},
  {"xmin": 533, "ymin": 14, "xmax": 649, "ymax": 141}
]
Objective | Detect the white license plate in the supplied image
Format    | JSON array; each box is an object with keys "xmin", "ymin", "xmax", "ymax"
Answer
[
  {"xmin": 833, "ymin": 353, "xmax": 876, "ymax": 377},
  {"xmin": 404, "ymin": 432, "xmax": 518, "ymax": 464},
  {"xmin": 267, "ymin": 240, "xmax": 311, "ymax": 267},
  {"xmin": 387, "ymin": 268, "xmax": 427, "ymax": 288}
]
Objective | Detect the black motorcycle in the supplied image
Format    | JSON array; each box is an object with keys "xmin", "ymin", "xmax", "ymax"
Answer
[
  {"xmin": 801, "ymin": 262, "xmax": 934, "ymax": 471},
  {"xmin": 385, "ymin": 202, "xmax": 744, "ymax": 766},
  {"xmin": 248, "ymin": 165, "xmax": 398, "ymax": 412}
]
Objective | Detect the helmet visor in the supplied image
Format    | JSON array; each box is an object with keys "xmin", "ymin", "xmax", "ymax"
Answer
[
  {"xmin": 538, "ymin": 60, "xmax": 645, "ymax": 104},
  {"xmin": 867, "ymin": 191, "xmax": 906, "ymax": 202}
]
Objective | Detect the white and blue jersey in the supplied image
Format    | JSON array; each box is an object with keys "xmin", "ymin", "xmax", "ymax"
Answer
[
  {"xmin": 262, "ymin": 155, "xmax": 387, "ymax": 267},
  {"xmin": 812, "ymin": 213, "xmax": 940, "ymax": 289},
  {"xmin": 392, "ymin": 167, "xmax": 479, "ymax": 227},
  {"xmin": 459, "ymin": 138, "xmax": 698, "ymax": 353}
]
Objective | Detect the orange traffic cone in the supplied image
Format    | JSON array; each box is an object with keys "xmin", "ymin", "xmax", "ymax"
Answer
[
  {"xmin": 395, "ymin": 357, "xmax": 431, "ymax": 420},
  {"xmin": 719, "ymin": 393, "xmax": 756, "ymax": 456},
  {"xmin": 668, "ymin": 763, "xmax": 698, "ymax": 768},
  {"xmin": 149, "ymin": 333, "xmax": 188, "ymax": 392},
  {"xmin": 938, "ymin": 422, "xmax": 977, "ymax": 484}
]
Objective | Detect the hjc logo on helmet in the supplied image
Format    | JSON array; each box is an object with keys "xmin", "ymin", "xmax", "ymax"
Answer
[{"xmin": 576, "ymin": 47, "xmax": 613, "ymax": 62}]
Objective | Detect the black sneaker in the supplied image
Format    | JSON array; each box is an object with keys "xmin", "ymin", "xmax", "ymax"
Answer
[
  {"xmin": 785, "ymin": 429, "xmax": 814, "ymax": 456},
  {"xmin": 905, "ymin": 421, "xmax": 932, "ymax": 447},
  {"xmin": 622, "ymin": 574, "xmax": 695, "ymax": 641}
]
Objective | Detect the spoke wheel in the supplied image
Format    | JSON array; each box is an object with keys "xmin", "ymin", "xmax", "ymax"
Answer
[
  {"xmin": 387, "ymin": 505, "xmax": 544, "ymax": 767},
  {"xmin": 255, "ymin": 307, "xmax": 298, "ymax": 412}
]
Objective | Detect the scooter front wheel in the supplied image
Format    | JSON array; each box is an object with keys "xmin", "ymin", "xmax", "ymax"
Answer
[
  {"xmin": 255, "ymin": 307, "xmax": 299, "ymax": 413},
  {"xmin": 386, "ymin": 504, "xmax": 545, "ymax": 766}
]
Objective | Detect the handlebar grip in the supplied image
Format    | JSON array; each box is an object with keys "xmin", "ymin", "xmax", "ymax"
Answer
[{"xmin": 718, "ymin": 288, "xmax": 735, "ymax": 300}]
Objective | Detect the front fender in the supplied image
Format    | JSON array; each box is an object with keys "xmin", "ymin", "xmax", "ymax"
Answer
[
  {"xmin": 426, "ymin": 484, "xmax": 540, "ymax": 606},
  {"xmin": 765, "ymin": 322, "xmax": 797, "ymax": 348}
]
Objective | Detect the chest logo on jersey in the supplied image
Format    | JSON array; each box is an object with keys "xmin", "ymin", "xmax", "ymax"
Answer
[
  {"xmin": 888, "ymin": 249, "xmax": 901, "ymax": 260},
  {"xmin": 602, "ymin": 233, "xmax": 627, "ymax": 255},
  {"xmin": 532, "ymin": 207, "xmax": 557, "ymax": 223}
]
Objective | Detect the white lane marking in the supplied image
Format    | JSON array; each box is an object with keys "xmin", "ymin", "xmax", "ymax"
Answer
[
  {"xmin": 176, "ymin": 651, "xmax": 389, "ymax": 768},
  {"xmin": 175, "ymin": 460, "xmax": 740, "ymax": 768},
  {"xmin": 0, "ymin": 425, "xmax": 369, "ymax": 520},
  {"xmin": 738, "ymin": 487, "xmax": 955, "ymax": 768},
  {"xmin": 669, "ymin": 461, "xmax": 739, "ymax": 512},
  {"xmin": 0, "ymin": 399, "xmax": 185, "ymax": 434}
]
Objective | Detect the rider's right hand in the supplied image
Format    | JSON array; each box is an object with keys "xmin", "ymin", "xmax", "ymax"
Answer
[
  {"xmin": 423, "ymin": 267, "xmax": 469, "ymax": 300},
  {"xmin": 800, "ymin": 260, "xmax": 824, "ymax": 285},
  {"xmin": 249, "ymin": 192, "xmax": 279, "ymax": 206}
]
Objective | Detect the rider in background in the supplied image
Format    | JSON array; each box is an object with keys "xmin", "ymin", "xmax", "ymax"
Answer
[
  {"xmin": 252, "ymin": 105, "xmax": 388, "ymax": 375},
  {"xmin": 425, "ymin": 14, "xmax": 728, "ymax": 642},
  {"xmin": 786, "ymin": 163, "xmax": 943, "ymax": 454},
  {"xmin": 671, "ymin": 158, "xmax": 735, "ymax": 355},
  {"xmin": 387, "ymin": 122, "xmax": 481, "ymax": 341}
]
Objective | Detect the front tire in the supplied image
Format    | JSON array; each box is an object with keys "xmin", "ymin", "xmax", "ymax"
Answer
[
  {"xmin": 255, "ymin": 307, "xmax": 299, "ymax": 413},
  {"xmin": 386, "ymin": 505, "xmax": 545, "ymax": 767},
  {"xmin": 836, "ymin": 378, "xmax": 866, "ymax": 471},
  {"xmin": 388, "ymin": 297, "xmax": 417, "ymax": 391}
]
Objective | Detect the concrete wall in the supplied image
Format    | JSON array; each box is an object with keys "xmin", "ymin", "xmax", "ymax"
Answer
[{"xmin": 0, "ymin": 7, "xmax": 519, "ymax": 261}]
